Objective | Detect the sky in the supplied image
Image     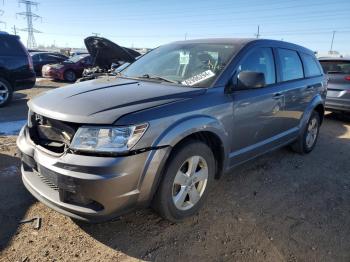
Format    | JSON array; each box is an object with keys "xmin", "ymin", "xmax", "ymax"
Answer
[{"xmin": 0, "ymin": 0, "xmax": 349, "ymax": 55}]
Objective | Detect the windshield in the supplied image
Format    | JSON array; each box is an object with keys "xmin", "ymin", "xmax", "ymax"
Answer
[
  {"xmin": 121, "ymin": 43, "xmax": 237, "ymax": 87},
  {"xmin": 319, "ymin": 60, "xmax": 350, "ymax": 74},
  {"xmin": 65, "ymin": 54, "xmax": 89, "ymax": 63}
]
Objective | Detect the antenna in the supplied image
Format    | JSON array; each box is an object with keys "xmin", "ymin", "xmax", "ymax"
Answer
[{"xmin": 17, "ymin": 0, "xmax": 42, "ymax": 48}]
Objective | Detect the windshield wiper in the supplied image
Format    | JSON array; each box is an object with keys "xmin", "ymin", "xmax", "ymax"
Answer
[{"xmin": 138, "ymin": 74, "xmax": 180, "ymax": 84}]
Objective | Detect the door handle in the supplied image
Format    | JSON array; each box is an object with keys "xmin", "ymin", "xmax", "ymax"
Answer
[
  {"xmin": 272, "ymin": 92, "xmax": 283, "ymax": 99},
  {"xmin": 306, "ymin": 85, "xmax": 316, "ymax": 90}
]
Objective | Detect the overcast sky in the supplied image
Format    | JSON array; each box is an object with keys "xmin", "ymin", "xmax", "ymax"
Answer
[{"xmin": 1, "ymin": 0, "xmax": 350, "ymax": 55}]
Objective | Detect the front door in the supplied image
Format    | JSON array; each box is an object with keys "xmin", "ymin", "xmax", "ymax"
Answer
[{"xmin": 229, "ymin": 47, "xmax": 285, "ymax": 166}]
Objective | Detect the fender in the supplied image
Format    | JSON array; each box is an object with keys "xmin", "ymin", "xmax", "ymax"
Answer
[
  {"xmin": 154, "ymin": 114, "xmax": 229, "ymax": 157},
  {"xmin": 137, "ymin": 115, "xmax": 230, "ymax": 205},
  {"xmin": 298, "ymin": 94, "xmax": 325, "ymax": 135}
]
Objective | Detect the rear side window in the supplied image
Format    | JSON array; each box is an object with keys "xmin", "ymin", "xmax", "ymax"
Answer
[
  {"xmin": 319, "ymin": 60, "xmax": 350, "ymax": 74},
  {"xmin": 277, "ymin": 48, "xmax": 303, "ymax": 81},
  {"xmin": 301, "ymin": 53, "xmax": 322, "ymax": 77},
  {"xmin": 238, "ymin": 47, "xmax": 276, "ymax": 85},
  {"xmin": 0, "ymin": 36, "xmax": 25, "ymax": 56}
]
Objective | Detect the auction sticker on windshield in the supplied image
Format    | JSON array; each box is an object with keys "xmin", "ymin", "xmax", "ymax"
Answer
[
  {"xmin": 179, "ymin": 51, "xmax": 190, "ymax": 65},
  {"xmin": 182, "ymin": 70, "xmax": 215, "ymax": 86}
]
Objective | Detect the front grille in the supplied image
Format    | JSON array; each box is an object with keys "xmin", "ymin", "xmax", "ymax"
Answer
[{"xmin": 28, "ymin": 112, "xmax": 78, "ymax": 154}]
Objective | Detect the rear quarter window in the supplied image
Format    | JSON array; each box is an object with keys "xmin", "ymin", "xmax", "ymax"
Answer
[
  {"xmin": 0, "ymin": 36, "xmax": 25, "ymax": 56},
  {"xmin": 301, "ymin": 53, "xmax": 322, "ymax": 77},
  {"xmin": 277, "ymin": 48, "xmax": 304, "ymax": 81}
]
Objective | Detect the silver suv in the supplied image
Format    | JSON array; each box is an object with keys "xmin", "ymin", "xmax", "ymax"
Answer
[{"xmin": 17, "ymin": 39, "xmax": 327, "ymax": 222}]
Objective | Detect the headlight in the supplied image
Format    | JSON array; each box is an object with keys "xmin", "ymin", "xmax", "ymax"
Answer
[{"xmin": 70, "ymin": 123, "xmax": 148, "ymax": 153}]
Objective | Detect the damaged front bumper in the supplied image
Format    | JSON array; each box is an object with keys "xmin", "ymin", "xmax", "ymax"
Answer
[{"xmin": 17, "ymin": 125, "xmax": 170, "ymax": 222}]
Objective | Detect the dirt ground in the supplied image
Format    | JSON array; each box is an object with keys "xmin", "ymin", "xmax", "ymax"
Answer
[{"xmin": 0, "ymin": 79, "xmax": 349, "ymax": 262}]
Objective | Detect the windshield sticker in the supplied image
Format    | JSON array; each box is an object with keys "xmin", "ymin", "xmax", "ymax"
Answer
[
  {"xmin": 179, "ymin": 51, "xmax": 190, "ymax": 65},
  {"xmin": 182, "ymin": 70, "xmax": 215, "ymax": 86}
]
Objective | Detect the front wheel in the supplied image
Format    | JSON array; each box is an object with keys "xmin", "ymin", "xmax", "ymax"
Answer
[
  {"xmin": 153, "ymin": 140, "xmax": 215, "ymax": 222},
  {"xmin": 64, "ymin": 70, "xmax": 77, "ymax": 82},
  {"xmin": 291, "ymin": 111, "xmax": 320, "ymax": 154}
]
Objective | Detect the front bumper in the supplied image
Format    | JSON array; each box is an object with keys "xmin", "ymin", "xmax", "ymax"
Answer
[{"xmin": 17, "ymin": 125, "xmax": 170, "ymax": 222}]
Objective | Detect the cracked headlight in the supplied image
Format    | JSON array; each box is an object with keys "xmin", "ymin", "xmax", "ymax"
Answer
[{"xmin": 70, "ymin": 123, "xmax": 148, "ymax": 153}]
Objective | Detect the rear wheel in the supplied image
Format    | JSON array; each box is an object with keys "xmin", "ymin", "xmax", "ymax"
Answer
[
  {"xmin": 0, "ymin": 78, "xmax": 13, "ymax": 107},
  {"xmin": 153, "ymin": 140, "xmax": 215, "ymax": 222},
  {"xmin": 64, "ymin": 70, "xmax": 77, "ymax": 82},
  {"xmin": 291, "ymin": 111, "xmax": 320, "ymax": 154}
]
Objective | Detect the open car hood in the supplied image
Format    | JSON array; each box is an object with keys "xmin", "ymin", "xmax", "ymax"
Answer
[{"xmin": 84, "ymin": 36, "xmax": 140, "ymax": 69}]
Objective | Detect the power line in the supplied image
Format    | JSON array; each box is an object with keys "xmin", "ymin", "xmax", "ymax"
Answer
[
  {"xmin": 17, "ymin": 0, "xmax": 42, "ymax": 48},
  {"xmin": 42, "ymin": 1, "xmax": 348, "ymax": 22}
]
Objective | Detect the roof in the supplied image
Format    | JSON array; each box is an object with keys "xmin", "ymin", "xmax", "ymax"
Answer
[
  {"xmin": 169, "ymin": 38, "xmax": 314, "ymax": 55},
  {"xmin": 318, "ymin": 57, "xmax": 350, "ymax": 61},
  {"xmin": 29, "ymin": 51, "xmax": 64, "ymax": 56},
  {"xmin": 171, "ymin": 38, "xmax": 255, "ymax": 45}
]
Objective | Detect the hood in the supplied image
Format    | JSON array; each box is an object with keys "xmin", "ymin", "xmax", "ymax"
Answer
[
  {"xmin": 84, "ymin": 36, "xmax": 140, "ymax": 69},
  {"xmin": 28, "ymin": 78, "xmax": 206, "ymax": 124}
]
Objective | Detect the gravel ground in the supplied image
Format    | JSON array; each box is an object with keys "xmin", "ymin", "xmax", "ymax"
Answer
[{"xmin": 0, "ymin": 80, "xmax": 349, "ymax": 262}]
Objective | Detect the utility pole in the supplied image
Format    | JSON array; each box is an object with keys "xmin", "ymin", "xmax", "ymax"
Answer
[
  {"xmin": 330, "ymin": 31, "xmax": 336, "ymax": 53},
  {"xmin": 17, "ymin": 0, "xmax": 42, "ymax": 49},
  {"xmin": 92, "ymin": 32, "xmax": 100, "ymax": 37},
  {"xmin": 255, "ymin": 25, "xmax": 260, "ymax": 38},
  {"xmin": 12, "ymin": 25, "xmax": 17, "ymax": 35}
]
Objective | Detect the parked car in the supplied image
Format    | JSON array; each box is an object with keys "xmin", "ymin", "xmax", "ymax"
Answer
[
  {"xmin": 42, "ymin": 37, "xmax": 140, "ymax": 82},
  {"xmin": 17, "ymin": 38, "xmax": 326, "ymax": 222},
  {"xmin": 79, "ymin": 36, "xmax": 140, "ymax": 81},
  {"xmin": 0, "ymin": 33, "xmax": 36, "ymax": 107},
  {"xmin": 42, "ymin": 54, "xmax": 92, "ymax": 82},
  {"xmin": 30, "ymin": 52, "xmax": 68, "ymax": 76},
  {"xmin": 318, "ymin": 57, "xmax": 350, "ymax": 113}
]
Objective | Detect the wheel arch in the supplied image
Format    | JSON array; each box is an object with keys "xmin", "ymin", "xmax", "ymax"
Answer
[
  {"xmin": 299, "ymin": 95, "xmax": 325, "ymax": 133},
  {"xmin": 154, "ymin": 115, "xmax": 230, "ymax": 179}
]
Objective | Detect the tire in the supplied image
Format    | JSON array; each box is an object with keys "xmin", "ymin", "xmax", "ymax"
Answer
[
  {"xmin": 0, "ymin": 78, "xmax": 13, "ymax": 107},
  {"xmin": 153, "ymin": 140, "xmax": 215, "ymax": 222},
  {"xmin": 291, "ymin": 111, "xmax": 320, "ymax": 154},
  {"xmin": 64, "ymin": 70, "xmax": 77, "ymax": 82}
]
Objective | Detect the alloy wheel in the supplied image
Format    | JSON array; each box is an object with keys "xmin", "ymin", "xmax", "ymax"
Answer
[
  {"xmin": 172, "ymin": 156, "xmax": 208, "ymax": 211},
  {"xmin": 306, "ymin": 117, "xmax": 318, "ymax": 148},
  {"xmin": 0, "ymin": 81, "xmax": 9, "ymax": 105}
]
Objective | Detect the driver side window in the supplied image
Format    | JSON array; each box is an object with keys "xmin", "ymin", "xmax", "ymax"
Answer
[{"xmin": 238, "ymin": 48, "xmax": 276, "ymax": 86}]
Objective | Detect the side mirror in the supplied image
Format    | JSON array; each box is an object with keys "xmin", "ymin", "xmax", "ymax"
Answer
[{"xmin": 237, "ymin": 71, "xmax": 266, "ymax": 89}]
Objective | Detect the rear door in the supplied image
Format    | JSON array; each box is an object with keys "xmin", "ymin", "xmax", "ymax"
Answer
[{"xmin": 274, "ymin": 48, "xmax": 311, "ymax": 130}]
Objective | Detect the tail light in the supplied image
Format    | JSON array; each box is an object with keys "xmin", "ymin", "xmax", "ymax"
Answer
[
  {"xmin": 344, "ymin": 76, "xmax": 350, "ymax": 81},
  {"xmin": 27, "ymin": 54, "xmax": 34, "ymax": 70}
]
